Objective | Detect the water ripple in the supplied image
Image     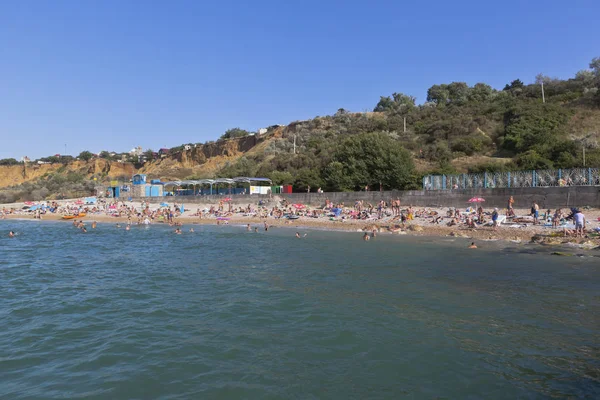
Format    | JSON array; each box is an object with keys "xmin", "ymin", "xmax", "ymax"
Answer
[{"xmin": 1, "ymin": 221, "xmax": 599, "ymax": 398}]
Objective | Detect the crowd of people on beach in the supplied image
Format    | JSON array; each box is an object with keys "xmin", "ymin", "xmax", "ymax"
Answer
[{"xmin": 3, "ymin": 194, "xmax": 599, "ymax": 244}]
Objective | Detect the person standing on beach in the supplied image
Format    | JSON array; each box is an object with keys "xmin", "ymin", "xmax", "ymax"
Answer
[
  {"xmin": 574, "ymin": 210, "xmax": 586, "ymax": 237},
  {"xmin": 507, "ymin": 196, "xmax": 514, "ymax": 216},
  {"xmin": 531, "ymin": 202, "xmax": 540, "ymax": 225},
  {"xmin": 492, "ymin": 208, "xmax": 499, "ymax": 230}
]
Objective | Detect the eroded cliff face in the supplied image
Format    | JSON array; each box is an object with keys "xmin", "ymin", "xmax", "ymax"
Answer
[
  {"xmin": 140, "ymin": 134, "xmax": 267, "ymax": 180},
  {"xmin": 0, "ymin": 159, "xmax": 135, "ymax": 188},
  {"xmin": 0, "ymin": 133, "xmax": 269, "ymax": 188}
]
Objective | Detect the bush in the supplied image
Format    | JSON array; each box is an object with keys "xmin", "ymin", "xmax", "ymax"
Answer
[
  {"xmin": 450, "ymin": 137, "xmax": 486, "ymax": 156},
  {"xmin": 514, "ymin": 150, "xmax": 554, "ymax": 170},
  {"xmin": 0, "ymin": 158, "xmax": 19, "ymax": 166}
]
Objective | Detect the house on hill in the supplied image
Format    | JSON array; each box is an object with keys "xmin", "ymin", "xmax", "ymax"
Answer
[{"xmin": 158, "ymin": 148, "xmax": 170, "ymax": 158}]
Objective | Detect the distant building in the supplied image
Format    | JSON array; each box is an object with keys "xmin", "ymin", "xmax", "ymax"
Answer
[
  {"xmin": 21, "ymin": 156, "xmax": 31, "ymax": 163},
  {"xmin": 129, "ymin": 146, "xmax": 143, "ymax": 156},
  {"xmin": 258, "ymin": 128, "xmax": 268, "ymax": 135},
  {"xmin": 158, "ymin": 148, "xmax": 170, "ymax": 158}
]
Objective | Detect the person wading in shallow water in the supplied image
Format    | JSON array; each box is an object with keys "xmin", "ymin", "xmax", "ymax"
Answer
[{"xmin": 469, "ymin": 242, "xmax": 477, "ymax": 249}]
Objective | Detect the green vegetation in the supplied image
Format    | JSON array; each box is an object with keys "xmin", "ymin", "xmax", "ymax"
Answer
[
  {"xmin": 0, "ymin": 158, "xmax": 20, "ymax": 166},
  {"xmin": 211, "ymin": 57, "xmax": 600, "ymax": 189},
  {"xmin": 0, "ymin": 171, "xmax": 96, "ymax": 203},
  {"xmin": 220, "ymin": 128, "xmax": 251, "ymax": 140},
  {"xmin": 78, "ymin": 151, "xmax": 94, "ymax": 161}
]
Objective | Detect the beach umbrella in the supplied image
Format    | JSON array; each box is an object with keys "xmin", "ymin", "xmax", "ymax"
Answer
[
  {"xmin": 468, "ymin": 197, "xmax": 485, "ymax": 203},
  {"xmin": 160, "ymin": 202, "xmax": 169, "ymax": 207},
  {"xmin": 293, "ymin": 203, "xmax": 306, "ymax": 209},
  {"xmin": 223, "ymin": 197, "xmax": 232, "ymax": 202}
]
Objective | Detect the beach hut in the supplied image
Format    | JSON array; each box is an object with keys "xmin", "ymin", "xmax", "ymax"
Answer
[{"xmin": 107, "ymin": 180, "xmax": 121, "ymax": 198}]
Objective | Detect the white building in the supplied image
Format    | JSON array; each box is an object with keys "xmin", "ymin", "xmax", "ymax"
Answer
[{"xmin": 129, "ymin": 146, "xmax": 143, "ymax": 157}]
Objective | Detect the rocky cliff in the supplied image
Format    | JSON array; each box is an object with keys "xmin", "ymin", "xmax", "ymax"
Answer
[
  {"xmin": 0, "ymin": 133, "xmax": 268, "ymax": 188},
  {"xmin": 0, "ymin": 159, "xmax": 135, "ymax": 188}
]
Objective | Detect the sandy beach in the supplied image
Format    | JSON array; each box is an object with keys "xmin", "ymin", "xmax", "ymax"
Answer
[{"xmin": 2, "ymin": 197, "xmax": 600, "ymax": 247}]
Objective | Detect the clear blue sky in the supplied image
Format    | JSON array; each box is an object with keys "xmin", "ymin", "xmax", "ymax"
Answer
[{"xmin": 0, "ymin": 0, "xmax": 598, "ymax": 160}]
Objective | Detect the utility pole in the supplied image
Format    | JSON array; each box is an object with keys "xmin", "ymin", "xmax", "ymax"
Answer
[{"xmin": 541, "ymin": 81, "xmax": 545, "ymax": 103}]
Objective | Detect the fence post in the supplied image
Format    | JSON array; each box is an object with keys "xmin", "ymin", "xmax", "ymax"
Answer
[{"xmin": 507, "ymin": 172, "xmax": 511, "ymax": 188}]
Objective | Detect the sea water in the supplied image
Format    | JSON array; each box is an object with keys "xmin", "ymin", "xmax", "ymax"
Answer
[{"xmin": 1, "ymin": 220, "xmax": 599, "ymax": 399}]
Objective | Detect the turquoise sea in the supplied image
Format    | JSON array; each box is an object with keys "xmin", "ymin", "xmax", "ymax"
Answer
[{"xmin": 1, "ymin": 220, "xmax": 599, "ymax": 399}]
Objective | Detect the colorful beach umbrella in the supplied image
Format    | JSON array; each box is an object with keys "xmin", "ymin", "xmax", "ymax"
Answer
[
  {"xmin": 223, "ymin": 197, "xmax": 232, "ymax": 202},
  {"xmin": 292, "ymin": 203, "xmax": 306, "ymax": 209}
]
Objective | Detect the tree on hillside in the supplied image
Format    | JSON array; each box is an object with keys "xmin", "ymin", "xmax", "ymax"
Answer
[
  {"xmin": 0, "ymin": 158, "xmax": 19, "ymax": 166},
  {"xmin": 373, "ymin": 92, "xmax": 415, "ymax": 112},
  {"xmin": 323, "ymin": 132, "xmax": 415, "ymax": 191},
  {"xmin": 502, "ymin": 103, "xmax": 571, "ymax": 156},
  {"xmin": 467, "ymin": 83, "xmax": 494, "ymax": 103},
  {"xmin": 446, "ymin": 82, "xmax": 470, "ymax": 105},
  {"xmin": 144, "ymin": 149, "xmax": 155, "ymax": 161},
  {"xmin": 221, "ymin": 128, "xmax": 250, "ymax": 140},
  {"xmin": 78, "ymin": 151, "xmax": 93, "ymax": 161},
  {"xmin": 503, "ymin": 79, "xmax": 525, "ymax": 91},
  {"xmin": 590, "ymin": 57, "xmax": 600, "ymax": 76},
  {"xmin": 426, "ymin": 84, "xmax": 450, "ymax": 106}
]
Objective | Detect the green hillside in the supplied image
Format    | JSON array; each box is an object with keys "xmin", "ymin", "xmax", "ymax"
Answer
[{"xmin": 214, "ymin": 57, "xmax": 600, "ymax": 191}]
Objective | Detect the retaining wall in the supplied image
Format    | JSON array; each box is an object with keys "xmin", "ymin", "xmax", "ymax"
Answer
[{"xmin": 130, "ymin": 186, "xmax": 600, "ymax": 209}]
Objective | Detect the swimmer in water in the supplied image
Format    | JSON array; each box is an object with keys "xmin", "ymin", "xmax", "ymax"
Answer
[
  {"xmin": 189, "ymin": 228, "xmax": 194, "ymax": 233},
  {"xmin": 125, "ymin": 225, "xmax": 130, "ymax": 231},
  {"xmin": 174, "ymin": 228, "xmax": 182, "ymax": 234},
  {"xmin": 246, "ymin": 224, "xmax": 251, "ymax": 231},
  {"xmin": 254, "ymin": 227, "xmax": 258, "ymax": 233},
  {"xmin": 363, "ymin": 232, "xmax": 370, "ymax": 241},
  {"xmin": 116, "ymin": 223, "xmax": 121, "ymax": 228},
  {"xmin": 469, "ymin": 242, "xmax": 477, "ymax": 249},
  {"xmin": 295, "ymin": 232, "xmax": 307, "ymax": 238},
  {"xmin": 8, "ymin": 231, "xmax": 15, "ymax": 238},
  {"xmin": 371, "ymin": 229, "xmax": 377, "ymax": 238},
  {"xmin": 91, "ymin": 221, "xmax": 97, "ymax": 229},
  {"xmin": 82, "ymin": 227, "xmax": 87, "ymax": 233}
]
